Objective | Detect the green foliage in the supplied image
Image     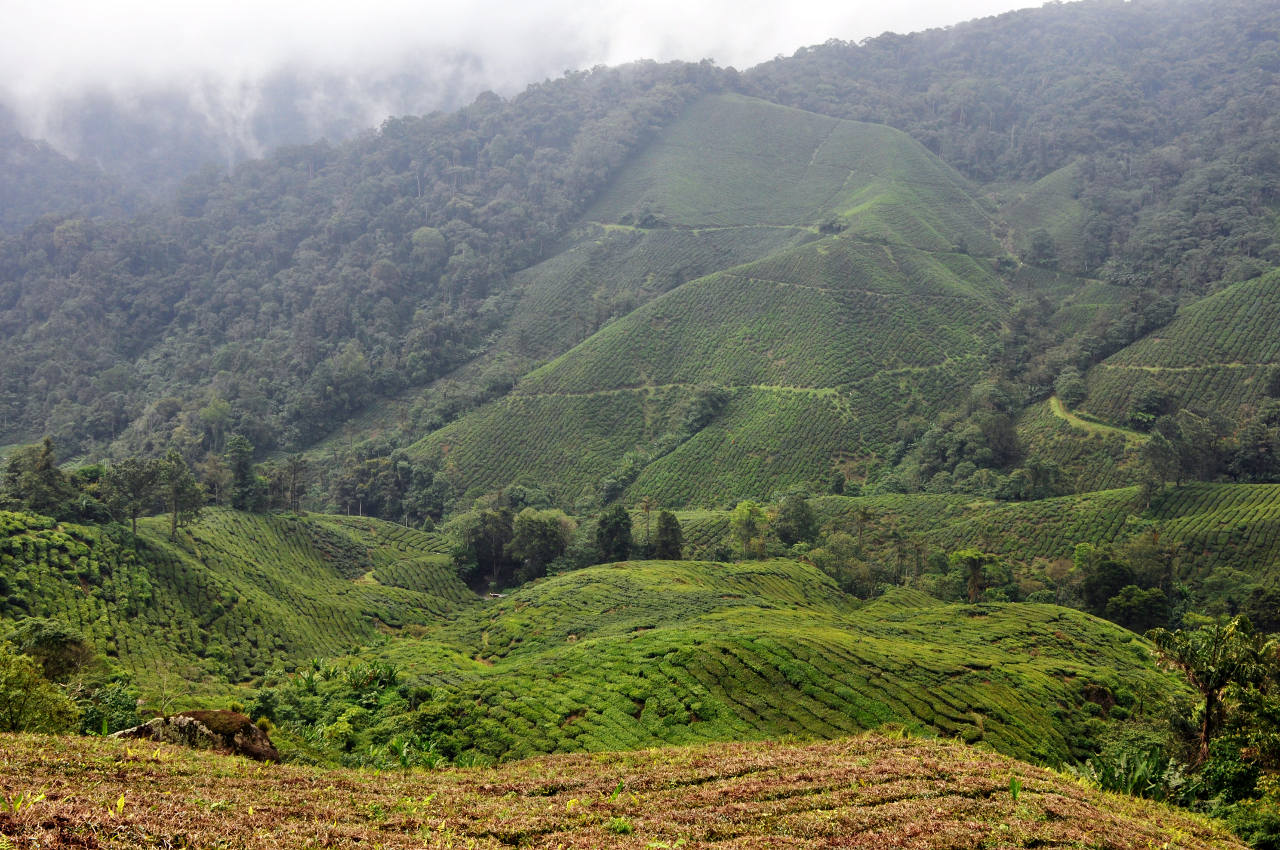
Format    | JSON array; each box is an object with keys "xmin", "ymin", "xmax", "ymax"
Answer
[
  {"xmin": 1081, "ymin": 742, "xmax": 1178, "ymax": 802},
  {"xmin": 1105, "ymin": 585, "xmax": 1170, "ymax": 634},
  {"xmin": 3, "ymin": 617, "xmax": 100, "ymax": 683},
  {"xmin": 775, "ymin": 494, "xmax": 818, "ymax": 546},
  {"xmin": 77, "ymin": 679, "xmax": 142, "ymax": 736},
  {"xmin": 0, "ymin": 642, "xmax": 78, "ymax": 733},
  {"xmin": 595, "ymin": 504, "xmax": 633, "ymax": 563},
  {"xmin": 1147, "ymin": 616, "xmax": 1275, "ymax": 765},
  {"xmin": 1198, "ymin": 736, "xmax": 1262, "ymax": 804},
  {"xmin": 653, "ymin": 510, "xmax": 684, "ymax": 560}
]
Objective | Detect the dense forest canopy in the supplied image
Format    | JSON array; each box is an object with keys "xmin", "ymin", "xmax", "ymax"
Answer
[{"xmin": 0, "ymin": 0, "xmax": 1277, "ymax": 519}]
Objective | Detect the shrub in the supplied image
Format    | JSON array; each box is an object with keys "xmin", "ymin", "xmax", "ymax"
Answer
[{"xmin": 0, "ymin": 643, "xmax": 79, "ymax": 733}]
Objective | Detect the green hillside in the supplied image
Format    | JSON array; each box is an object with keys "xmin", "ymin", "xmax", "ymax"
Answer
[
  {"xmin": 819, "ymin": 484, "xmax": 1280, "ymax": 604},
  {"xmin": 358, "ymin": 560, "xmax": 1174, "ymax": 766},
  {"xmin": 587, "ymin": 94, "xmax": 1001, "ymax": 255},
  {"xmin": 0, "ymin": 509, "xmax": 474, "ymax": 689},
  {"xmin": 1082, "ymin": 270, "xmax": 1280, "ymax": 425},
  {"xmin": 998, "ymin": 160, "xmax": 1095, "ymax": 274},
  {"xmin": 411, "ymin": 95, "xmax": 1016, "ymax": 506}
]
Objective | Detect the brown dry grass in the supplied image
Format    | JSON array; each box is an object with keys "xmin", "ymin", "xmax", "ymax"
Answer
[{"xmin": 0, "ymin": 732, "xmax": 1243, "ymax": 849}]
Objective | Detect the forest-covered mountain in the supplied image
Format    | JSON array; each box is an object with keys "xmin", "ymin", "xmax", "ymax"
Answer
[
  {"xmin": 0, "ymin": 59, "xmax": 512, "ymax": 228},
  {"xmin": 1, "ymin": 0, "xmax": 1278, "ymax": 516}
]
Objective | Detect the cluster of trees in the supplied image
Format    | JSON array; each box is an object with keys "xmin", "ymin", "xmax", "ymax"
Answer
[
  {"xmin": 1130, "ymin": 401, "xmax": 1280, "ymax": 508},
  {"xmin": 0, "ymin": 437, "xmax": 202, "ymax": 538},
  {"xmin": 451, "ymin": 500, "xmax": 686, "ymax": 592},
  {"xmin": 1, "ymin": 427, "xmax": 469, "ymax": 538},
  {"xmin": 879, "ymin": 380, "xmax": 1065, "ymax": 500}
]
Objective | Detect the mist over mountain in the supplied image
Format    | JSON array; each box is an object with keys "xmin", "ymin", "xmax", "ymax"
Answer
[
  {"xmin": 5, "ymin": 59, "xmax": 499, "ymax": 199},
  {"xmin": 0, "ymin": 0, "xmax": 1038, "ymax": 224}
]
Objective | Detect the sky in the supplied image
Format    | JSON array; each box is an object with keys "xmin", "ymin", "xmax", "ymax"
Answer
[{"xmin": 3, "ymin": 0, "xmax": 1042, "ymax": 104}]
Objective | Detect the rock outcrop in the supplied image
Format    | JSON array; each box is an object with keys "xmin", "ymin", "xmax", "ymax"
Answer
[{"xmin": 113, "ymin": 710, "xmax": 279, "ymax": 762}]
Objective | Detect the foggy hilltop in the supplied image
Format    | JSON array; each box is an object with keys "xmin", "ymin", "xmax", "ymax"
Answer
[{"xmin": 0, "ymin": 0, "xmax": 1035, "ymax": 225}]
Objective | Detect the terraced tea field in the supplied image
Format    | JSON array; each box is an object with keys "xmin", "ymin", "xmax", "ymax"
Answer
[
  {"xmin": 810, "ymin": 484, "xmax": 1280, "ymax": 600},
  {"xmin": 586, "ymin": 94, "xmax": 1001, "ymax": 257},
  {"xmin": 1081, "ymin": 270, "xmax": 1280, "ymax": 424},
  {"xmin": 1015, "ymin": 399, "xmax": 1143, "ymax": 494},
  {"xmin": 373, "ymin": 561, "xmax": 1177, "ymax": 766},
  {"xmin": 407, "ymin": 94, "xmax": 1016, "ymax": 507},
  {"xmin": 0, "ymin": 509, "xmax": 475, "ymax": 689}
]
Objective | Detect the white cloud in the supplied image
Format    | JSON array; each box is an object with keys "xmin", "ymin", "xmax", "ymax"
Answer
[{"xmin": 3, "ymin": 0, "xmax": 1040, "ymax": 100}]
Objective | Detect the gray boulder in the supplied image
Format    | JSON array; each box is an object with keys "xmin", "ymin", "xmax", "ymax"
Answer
[{"xmin": 112, "ymin": 710, "xmax": 279, "ymax": 762}]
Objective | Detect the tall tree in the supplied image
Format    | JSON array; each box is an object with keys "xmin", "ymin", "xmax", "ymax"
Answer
[
  {"xmin": 595, "ymin": 503, "xmax": 633, "ymax": 563},
  {"xmin": 103, "ymin": 456, "xmax": 163, "ymax": 537},
  {"xmin": 775, "ymin": 494, "xmax": 818, "ymax": 546},
  {"xmin": 949, "ymin": 548, "xmax": 995, "ymax": 604},
  {"xmin": 730, "ymin": 500, "xmax": 767, "ymax": 559},
  {"xmin": 225, "ymin": 434, "xmax": 261, "ymax": 512},
  {"xmin": 1147, "ymin": 616, "xmax": 1276, "ymax": 765},
  {"xmin": 160, "ymin": 449, "xmax": 204, "ymax": 539},
  {"xmin": 653, "ymin": 510, "xmax": 684, "ymax": 560},
  {"xmin": 638, "ymin": 496, "xmax": 654, "ymax": 555},
  {"xmin": 853, "ymin": 506, "xmax": 873, "ymax": 555},
  {"xmin": 457, "ymin": 508, "xmax": 515, "ymax": 591}
]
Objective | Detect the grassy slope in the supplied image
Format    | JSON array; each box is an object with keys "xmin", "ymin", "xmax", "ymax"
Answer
[
  {"xmin": 2, "ymin": 506, "xmax": 1184, "ymax": 769},
  {"xmin": 0, "ymin": 732, "xmax": 1242, "ymax": 849},
  {"xmin": 413, "ymin": 94, "xmax": 1015, "ymax": 505},
  {"xmin": 1082, "ymin": 270, "xmax": 1280, "ymax": 424},
  {"xmin": 0, "ymin": 509, "xmax": 474, "ymax": 690},
  {"xmin": 0, "ymin": 732, "xmax": 1239, "ymax": 844},
  {"xmin": 371, "ymin": 561, "xmax": 1175, "ymax": 766}
]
